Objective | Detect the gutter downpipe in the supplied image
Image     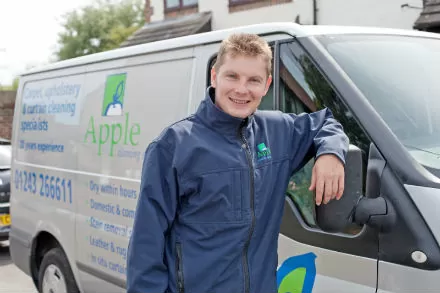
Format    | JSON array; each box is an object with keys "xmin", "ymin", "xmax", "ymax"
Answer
[{"xmin": 313, "ymin": 0, "xmax": 318, "ymax": 25}]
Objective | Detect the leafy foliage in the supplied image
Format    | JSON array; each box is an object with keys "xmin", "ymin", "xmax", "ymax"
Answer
[
  {"xmin": 12, "ymin": 77, "xmax": 19, "ymax": 90},
  {"xmin": 56, "ymin": 0, "xmax": 145, "ymax": 60},
  {"xmin": 286, "ymin": 160, "xmax": 316, "ymax": 227},
  {"xmin": 0, "ymin": 77, "xmax": 19, "ymax": 91}
]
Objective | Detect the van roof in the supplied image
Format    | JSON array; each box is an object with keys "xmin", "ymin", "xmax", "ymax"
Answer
[{"xmin": 22, "ymin": 22, "xmax": 440, "ymax": 77}]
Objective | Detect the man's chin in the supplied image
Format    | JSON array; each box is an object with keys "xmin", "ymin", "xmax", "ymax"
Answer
[
  {"xmin": 231, "ymin": 110, "xmax": 250, "ymax": 119},
  {"xmin": 223, "ymin": 105, "xmax": 252, "ymax": 119}
]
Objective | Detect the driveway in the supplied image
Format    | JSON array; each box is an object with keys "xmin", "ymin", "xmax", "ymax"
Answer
[{"xmin": 0, "ymin": 241, "xmax": 37, "ymax": 293}]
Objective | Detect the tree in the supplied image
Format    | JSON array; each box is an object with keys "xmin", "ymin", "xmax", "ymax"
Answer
[
  {"xmin": 0, "ymin": 77, "xmax": 19, "ymax": 91},
  {"xmin": 56, "ymin": 0, "xmax": 145, "ymax": 61},
  {"xmin": 11, "ymin": 77, "xmax": 19, "ymax": 90}
]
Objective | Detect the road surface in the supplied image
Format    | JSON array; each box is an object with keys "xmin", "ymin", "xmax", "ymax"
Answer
[{"xmin": 0, "ymin": 241, "xmax": 37, "ymax": 293}]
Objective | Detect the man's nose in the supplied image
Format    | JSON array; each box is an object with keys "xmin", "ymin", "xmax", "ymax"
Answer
[{"xmin": 235, "ymin": 80, "xmax": 249, "ymax": 94}]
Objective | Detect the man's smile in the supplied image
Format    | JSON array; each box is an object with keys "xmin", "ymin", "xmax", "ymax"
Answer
[{"xmin": 229, "ymin": 97, "xmax": 250, "ymax": 104}]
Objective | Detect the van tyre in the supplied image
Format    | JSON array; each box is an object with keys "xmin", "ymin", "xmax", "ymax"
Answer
[{"xmin": 38, "ymin": 247, "xmax": 80, "ymax": 293}]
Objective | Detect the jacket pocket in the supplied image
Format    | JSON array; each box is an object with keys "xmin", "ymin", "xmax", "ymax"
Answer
[
  {"xmin": 176, "ymin": 242, "xmax": 185, "ymax": 293},
  {"xmin": 181, "ymin": 169, "xmax": 243, "ymax": 223}
]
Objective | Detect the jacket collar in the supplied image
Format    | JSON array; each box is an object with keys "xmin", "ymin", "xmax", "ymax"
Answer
[{"xmin": 195, "ymin": 87, "xmax": 254, "ymax": 138}]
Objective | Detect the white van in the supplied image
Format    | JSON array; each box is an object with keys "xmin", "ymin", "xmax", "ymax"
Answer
[{"xmin": 9, "ymin": 22, "xmax": 440, "ymax": 293}]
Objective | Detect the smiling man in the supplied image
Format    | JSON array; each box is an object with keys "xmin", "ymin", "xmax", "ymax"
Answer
[{"xmin": 127, "ymin": 33, "xmax": 349, "ymax": 293}]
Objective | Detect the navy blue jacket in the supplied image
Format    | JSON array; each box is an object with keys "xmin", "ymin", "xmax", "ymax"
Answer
[{"xmin": 127, "ymin": 87, "xmax": 349, "ymax": 293}]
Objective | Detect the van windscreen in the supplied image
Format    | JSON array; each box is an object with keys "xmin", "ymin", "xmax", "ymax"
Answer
[{"xmin": 317, "ymin": 34, "xmax": 440, "ymax": 173}]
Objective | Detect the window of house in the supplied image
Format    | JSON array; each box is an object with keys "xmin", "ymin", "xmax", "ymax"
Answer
[
  {"xmin": 165, "ymin": 0, "xmax": 198, "ymax": 10},
  {"xmin": 228, "ymin": 0, "xmax": 293, "ymax": 12}
]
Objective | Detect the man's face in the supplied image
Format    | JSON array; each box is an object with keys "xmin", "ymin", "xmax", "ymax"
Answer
[{"xmin": 211, "ymin": 53, "xmax": 272, "ymax": 119}]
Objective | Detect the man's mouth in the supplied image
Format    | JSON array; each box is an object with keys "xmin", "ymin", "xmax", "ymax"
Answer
[{"xmin": 229, "ymin": 97, "xmax": 250, "ymax": 104}]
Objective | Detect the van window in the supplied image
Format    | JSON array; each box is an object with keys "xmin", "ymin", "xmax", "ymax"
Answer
[{"xmin": 278, "ymin": 40, "xmax": 370, "ymax": 233}]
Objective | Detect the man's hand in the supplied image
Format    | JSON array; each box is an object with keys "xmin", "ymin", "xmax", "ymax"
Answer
[{"xmin": 309, "ymin": 154, "xmax": 345, "ymax": 206}]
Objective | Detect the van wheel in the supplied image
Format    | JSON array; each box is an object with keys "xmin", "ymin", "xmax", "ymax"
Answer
[{"xmin": 38, "ymin": 247, "xmax": 80, "ymax": 293}]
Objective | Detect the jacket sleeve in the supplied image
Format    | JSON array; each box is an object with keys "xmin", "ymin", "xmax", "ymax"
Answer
[
  {"xmin": 284, "ymin": 107, "xmax": 349, "ymax": 174},
  {"xmin": 126, "ymin": 141, "xmax": 178, "ymax": 293}
]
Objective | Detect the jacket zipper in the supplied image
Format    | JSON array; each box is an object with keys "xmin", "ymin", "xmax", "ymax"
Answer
[
  {"xmin": 239, "ymin": 121, "xmax": 255, "ymax": 293},
  {"xmin": 176, "ymin": 242, "xmax": 185, "ymax": 293}
]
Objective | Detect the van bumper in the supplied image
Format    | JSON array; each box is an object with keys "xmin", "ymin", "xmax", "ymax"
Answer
[
  {"xmin": 0, "ymin": 203, "xmax": 10, "ymax": 241},
  {"xmin": 9, "ymin": 227, "xmax": 32, "ymax": 277},
  {"xmin": 0, "ymin": 226, "xmax": 9, "ymax": 241}
]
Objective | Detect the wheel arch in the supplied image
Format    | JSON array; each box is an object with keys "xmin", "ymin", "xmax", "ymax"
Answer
[{"xmin": 30, "ymin": 230, "xmax": 80, "ymax": 291}]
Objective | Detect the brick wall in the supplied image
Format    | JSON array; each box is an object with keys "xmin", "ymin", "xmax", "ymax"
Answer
[
  {"xmin": 165, "ymin": 6, "xmax": 198, "ymax": 18},
  {"xmin": 0, "ymin": 91, "xmax": 16, "ymax": 140},
  {"xmin": 228, "ymin": 0, "xmax": 292, "ymax": 13},
  {"xmin": 144, "ymin": 0, "xmax": 153, "ymax": 23}
]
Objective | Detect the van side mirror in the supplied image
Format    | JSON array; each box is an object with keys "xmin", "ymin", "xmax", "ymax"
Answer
[
  {"xmin": 315, "ymin": 144, "xmax": 364, "ymax": 233},
  {"xmin": 315, "ymin": 144, "xmax": 397, "ymax": 233}
]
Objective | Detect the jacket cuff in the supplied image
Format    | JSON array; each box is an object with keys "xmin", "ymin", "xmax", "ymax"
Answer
[{"xmin": 315, "ymin": 151, "xmax": 346, "ymax": 167}]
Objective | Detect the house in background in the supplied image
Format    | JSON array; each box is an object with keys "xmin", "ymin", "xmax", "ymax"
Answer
[
  {"xmin": 414, "ymin": 0, "xmax": 440, "ymax": 32},
  {"xmin": 121, "ymin": 0, "xmax": 425, "ymax": 47}
]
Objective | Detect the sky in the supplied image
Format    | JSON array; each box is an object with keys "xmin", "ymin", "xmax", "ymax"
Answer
[{"xmin": 0, "ymin": 0, "xmax": 93, "ymax": 86}]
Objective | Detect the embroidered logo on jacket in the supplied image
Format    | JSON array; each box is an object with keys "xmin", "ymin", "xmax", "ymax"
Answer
[{"xmin": 257, "ymin": 143, "xmax": 272, "ymax": 162}]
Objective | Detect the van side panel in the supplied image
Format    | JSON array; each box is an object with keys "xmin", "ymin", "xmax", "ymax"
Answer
[
  {"xmin": 10, "ymin": 65, "xmax": 86, "ymax": 289},
  {"xmin": 377, "ymin": 185, "xmax": 440, "ymax": 293},
  {"xmin": 10, "ymin": 77, "xmax": 31, "ymax": 276},
  {"xmin": 75, "ymin": 47, "xmax": 195, "ymax": 292}
]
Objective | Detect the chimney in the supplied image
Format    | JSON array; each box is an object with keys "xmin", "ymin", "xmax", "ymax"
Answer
[{"xmin": 144, "ymin": 0, "xmax": 154, "ymax": 23}]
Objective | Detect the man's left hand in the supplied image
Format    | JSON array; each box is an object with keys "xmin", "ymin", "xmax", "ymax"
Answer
[{"xmin": 309, "ymin": 154, "xmax": 345, "ymax": 206}]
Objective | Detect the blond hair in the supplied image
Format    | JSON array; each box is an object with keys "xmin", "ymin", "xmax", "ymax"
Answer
[{"xmin": 213, "ymin": 33, "xmax": 272, "ymax": 77}]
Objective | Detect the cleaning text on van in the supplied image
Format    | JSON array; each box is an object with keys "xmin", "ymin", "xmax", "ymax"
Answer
[
  {"xmin": 89, "ymin": 180, "xmax": 137, "ymax": 199},
  {"xmin": 23, "ymin": 81, "xmax": 81, "ymax": 100},
  {"xmin": 19, "ymin": 140, "xmax": 64, "ymax": 153},
  {"xmin": 20, "ymin": 80, "xmax": 82, "ymax": 133},
  {"xmin": 88, "ymin": 199, "xmax": 135, "ymax": 219},
  {"xmin": 90, "ymin": 252, "xmax": 127, "ymax": 276},
  {"xmin": 89, "ymin": 235, "xmax": 128, "ymax": 260},
  {"xmin": 87, "ymin": 216, "xmax": 132, "ymax": 238}
]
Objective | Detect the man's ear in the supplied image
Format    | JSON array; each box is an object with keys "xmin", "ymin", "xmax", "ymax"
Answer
[
  {"xmin": 211, "ymin": 67, "xmax": 217, "ymax": 88},
  {"xmin": 264, "ymin": 75, "xmax": 273, "ymax": 95}
]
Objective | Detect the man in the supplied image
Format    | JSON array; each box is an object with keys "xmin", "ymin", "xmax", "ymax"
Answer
[{"xmin": 127, "ymin": 33, "xmax": 349, "ymax": 293}]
